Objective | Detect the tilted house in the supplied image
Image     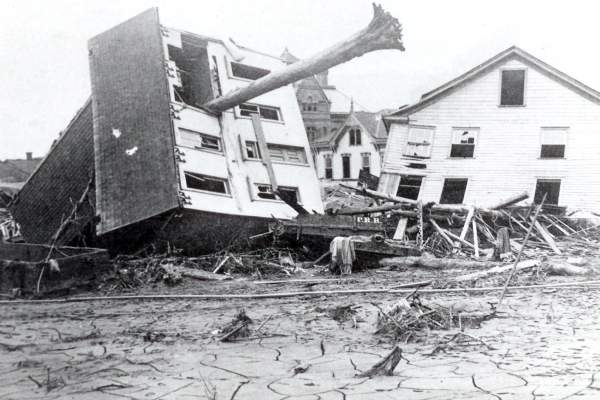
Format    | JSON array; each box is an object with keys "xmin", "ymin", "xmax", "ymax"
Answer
[
  {"xmin": 380, "ymin": 46, "xmax": 600, "ymax": 210},
  {"xmin": 10, "ymin": 8, "xmax": 324, "ymax": 252},
  {"xmin": 312, "ymin": 108, "xmax": 388, "ymax": 184}
]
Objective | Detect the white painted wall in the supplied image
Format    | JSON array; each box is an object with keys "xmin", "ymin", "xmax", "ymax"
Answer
[
  {"xmin": 163, "ymin": 28, "xmax": 324, "ymax": 219},
  {"xmin": 314, "ymin": 127, "xmax": 384, "ymax": 182},
  {"xmin": 380, "ymin": 57, "xmax": 600, "ymax": 210}
]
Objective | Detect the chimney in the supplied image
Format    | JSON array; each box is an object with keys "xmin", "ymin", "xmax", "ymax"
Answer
[{"xmin": 26, "ymin": 152, "xmax": 32, "ymax": 160}]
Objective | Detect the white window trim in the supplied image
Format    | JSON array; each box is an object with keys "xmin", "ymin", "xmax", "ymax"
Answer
[
  {"xmin": 224, "ymin": 56, "xmax": 271, "ymax": 83},
  {"xmin": 404, "ymin": 125, "xmax": 435, "ymax": 159},
  {"xmin": 539, "ymin": 127, "xmax": 569, "ymax": 159},
  {"xmin": 235, "ymin": 102, "xmax": 285, "ymax": 124},
  {"xmin": 177, "ymin": 128, "xmax": 224, "ymax": 154},
  {"xmin": 183, "ymin": 172, "xmax": 232, "ymax": 197},
  {"xmin": 395, "ymin": 174, "xmax": 426, "ymax": 201},
  {"xmin": 498, "ymin": 68, "xmax": 527, "ymax": 107},
  {"xmin": 252, "ymin": 183, "xmax": 302, "ymax": 205},
  {"xmin": 448, "ymin": 127, "xmax": 479, "ymax": 159}
]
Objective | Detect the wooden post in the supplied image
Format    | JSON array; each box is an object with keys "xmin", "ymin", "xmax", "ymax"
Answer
[
  {"xmin": 472, "ymin": 220, "xmax": 480, "ymax": 258},
  {"xmin": 459, "ymin": 206, "xmax": 475, "ymax": 242},
  {"xmin": 251, "ymin": 114, "xmax": 277, "ymax": 191}
]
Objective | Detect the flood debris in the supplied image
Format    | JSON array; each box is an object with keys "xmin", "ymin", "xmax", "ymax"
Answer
[
  {"xmin": 357, "ymin": 345, "xmax": 403, "ymax": 377},
  {"xmin": 216, "ymin": 310, "xmax": 253, "ymax": 342}
]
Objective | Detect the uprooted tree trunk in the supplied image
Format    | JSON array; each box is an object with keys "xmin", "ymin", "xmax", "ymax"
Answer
[
  {"xmin": 380, "ymin": 253, "xmax": 497, "ymax": 270},
  {"xmin": 204, "ymin": 4, "xmax": 404, "ymax": 112},
  {"xmin": 357, "ymin": 345, "xmax": 403, "ymax": 377}
]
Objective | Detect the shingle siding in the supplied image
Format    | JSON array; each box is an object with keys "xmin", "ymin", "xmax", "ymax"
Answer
[{"xmin": 10, "ymin": 101, "xmax": 96, "ymax": 244}]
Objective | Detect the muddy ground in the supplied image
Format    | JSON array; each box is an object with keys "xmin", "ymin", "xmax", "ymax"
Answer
[{"xmin": 1, "ymin": 266, "xmax": 600, "ymax": 400}]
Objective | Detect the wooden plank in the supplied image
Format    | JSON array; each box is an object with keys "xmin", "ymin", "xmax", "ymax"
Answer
[
  {"xmin": 459, "ymin": 206, "xmax": 474, "ymax": 241},
  {"xmin": 251, "ymin": 114, "xmax": 278, "ymax": 190},
  {"xmin": 393, "ymin": 218, "xmax": 408, "ymax": 240},
  {"xmin": 472, "ymin": 220, "xmax": 480, "ymax": 258},
  {"xmin": 533, "ymin": 221, "xmax": 562, "ymax": 255}
]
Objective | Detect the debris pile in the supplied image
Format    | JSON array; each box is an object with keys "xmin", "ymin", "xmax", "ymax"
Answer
[
  {"xmin": 215, "ymin": 309, "xmax": 253, "ymax": 342},
  {"xmin": 374, "ymin": 294, "xmax": 496, "ymax": 343}
]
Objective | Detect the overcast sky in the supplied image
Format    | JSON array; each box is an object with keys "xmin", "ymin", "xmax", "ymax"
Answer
[{"xmin": 1, "ymin": 0, "xmax": 599, "ymax": 160}]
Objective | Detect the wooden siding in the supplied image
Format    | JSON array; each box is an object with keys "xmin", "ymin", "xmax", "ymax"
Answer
[{"xmin": 381, "ymin": 57, "xmax": 600, "ymax": 210}]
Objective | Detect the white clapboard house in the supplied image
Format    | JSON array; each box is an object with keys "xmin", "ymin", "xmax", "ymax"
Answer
[{"xmin": 380, "ymin": 46, "xmax": 600, "ymax": 211}]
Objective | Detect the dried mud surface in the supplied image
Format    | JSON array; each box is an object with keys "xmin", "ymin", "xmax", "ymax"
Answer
[{"xmin": 1, "ymin": 268, "xmax": 600, "ymax": 400}]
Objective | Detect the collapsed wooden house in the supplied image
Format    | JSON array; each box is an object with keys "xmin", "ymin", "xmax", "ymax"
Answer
[{"xmin": 10, "ymin": 6, "xmax": 404, "ymax": 253}]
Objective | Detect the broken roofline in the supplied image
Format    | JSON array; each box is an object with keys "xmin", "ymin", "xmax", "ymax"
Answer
[{"xmin": 389, "ymin": 45, "xmax": 600, "ymax": 117}]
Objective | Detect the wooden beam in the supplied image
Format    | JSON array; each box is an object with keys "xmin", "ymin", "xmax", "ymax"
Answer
[
  {"xmin": 490, "ymin": 192, "xmax": 529, "ymax": 210},
  {"xmin": 251, "ymin": 113, "xmax": 277, "ymax": 191}
]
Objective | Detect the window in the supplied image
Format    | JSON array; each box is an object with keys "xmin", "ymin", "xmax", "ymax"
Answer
[
  {"xmin": 349, "ymin": 128, "xmax": 362, "ymax": 146},
  {"xmin": 404, "ymin": 126, "xmax": 434, "ymax": 158},
  {"xmin": 342, "ymin": 154, "xmax": 351, "ymax": 179},
  {"xmin": 302, "ymin": 96, "xmax": 317, "ymax": 112},
  {"xmin": 178, "ymin": 128, "xmax": 222, "ymax": 151},
  {"xmin": 267, "ymin": 145, "xmax": 307, "ymax": 164},
  {"xmin": 540, "ymin": 128, "xmax": 567, "ymax": 158},
  {"xmin": 440, "ymin": 178, "xmax": 468, "ymax": 204},
  {"xmin": 255, "ymin": 184, "xmax": 300, "ymax": 203},
  {"xmin": 361, "ymin": 152, "xmax": 371, "ymax": 174},
  {"xmin": 239, "ymin": 103, "xmax": 281, "ymax": 121},
  {"xmin": 324, "ymin": 155, "xmax": 333, "ymax": 179},
  {"xmin": 396, "ymin": 175, "xmax": 423, "ymax": 200},
  {"xmin": 230, "ymin": 61, "xmax": 270, "ymax": 80},
  {"xmin": 245, "ymin": 141, "xmax": 261, "ymax": 159},
  {"xmin": 534, "ymin": 179, "xmax": 561, "ymax": 205},
  {"xmin": 450, "ymin": 128, "xmax": 478, "ymax": 158},
  {"xmin": 306, "ymin": 126, "xmax": 318, "ymax": 141},
  {"xmin": 500, "ymin": 69, "xmax": 526, "ymax": 106},
  {"xmin": 184, "ymin": 172, "xmax": 229, "ymax": 194}
]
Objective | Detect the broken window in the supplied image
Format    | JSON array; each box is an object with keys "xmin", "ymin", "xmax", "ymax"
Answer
[
  {"xmin": 245, "ymin": 141, "xmax": 261, "ymax": 159},
  {"xmin": 450, "ymin": 128, "xmax": 478, "ymax": 158},
  {"xmin": 500, "ymin": 69, "xmax": 526, "ymax": 106},
  {"xmin": 239, "ymin": 103, "xmax": 281, "ymax": 121},
  {"xmin": 267, "ymin": 145, "xmax": 307, "ymax": 164},
  {"xmin": 178, "ymin": 128, "xmax": 221, "ymax": 151},
  {"xmin": 349, "ymin": 128, "xmax": 362, "ymax": 146},
  {"xmin": 324, "ymin": 154, "xmax": 333, "ymax": 179},
  {"xmin": 256, "ymin": 184, "xmax": 300, "ymax": 203},
  {"xmin": 396, "ymin": 175, "xmax": 423, "ymax": 200},
  {"xmin": 342, "ymin": 154, "xmax": 351, "ymax": 179},
  {"xmin": 440, "ymin": 178, "xmax": 468, "ymax": 204},
  {"xmin": 184, "ymin": 172, "xmax": 229, "ymax": 194},
  {"xmin": 361, "ymin": 152, "xmax": 371, "ymax": 174},
  {"xmin": 540, "ymin": 128, "xmax": 567, "ymax": 158},
  {"xmin": 534, "ymin": 179, "xmax": 561, "ymax": 205},
  {"xmin": 230, "ymin": 61, "xmax": 270, "ymax": 80},
  {"xmin": 166, "ymin": 36, "xmax": 213, "ymax": 107},
  {"xmin": 404, "ymin": 126, "xmax": 433, "ymax": 158}
]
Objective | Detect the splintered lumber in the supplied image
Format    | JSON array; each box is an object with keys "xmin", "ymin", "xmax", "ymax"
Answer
[
  {"xmin": 533, "ymin": 221, "xmax": 562, "ymax": 255},
  {"xmin": 380, "ymin": 254, "xmax": 496, "ymax": 270},
  {"xmin": 340, "ymin": 183, "xmax": 417, "ymax": 205},
  {"xmin": 472, "ymin": 220, "xmax": 480, "ymax": 258},
  {"xmin": 357, "ymin": 346, "xmax": 403, "ymax": 377},
  {"xmin": 453, "ymin": 259, "xmax": 540, "ymax": 282},
  {"xmin": 203, "ymin": 4, "xmax": 404, "ymax": 112},
  {"xmin": 163, "ymin": 264, "xmax": 231, "ymax": 281},
  {"xmin": 490, "ymin": 192, "xmax": 529, "ymax": 210},
  {"xmin": 429, "ymin": 220, "xmax": 455, "ymax": 247},
  {"xmin": 460, "ymin": 206, "xmax": 475, "ymax": 241}
]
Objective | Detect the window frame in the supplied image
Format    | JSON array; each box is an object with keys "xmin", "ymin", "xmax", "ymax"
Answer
[
  {"xmin": 396, "ymin": 175, "xmax": 424, "ymax": 200},
  {"xmin": 349, "ymin": 128, "xmax": 362, "ymax": 146},
  {"xmin": 268, "ymin": 144, "xmax": 308, "ymax": 165},
  {"xmin": 439, "ymin": 177, "xmax": 469, "ymax": 204},
  {"xmin": 449, "ymin": 127, "xmax": 479, "ymax": 158},
  {"xmin": 540, "ymin": 127, "xmax": 568, "ymax": 159},
  {"xmin": 178, "ymin": 128, "xmax": 223, "ymax": 153},
  {"xmin": 533, "ymin": 178, "xmax": 562, "ymax": 205},
  {"xmin": 324, "ymin": 154, "xmax": 333, "ymax": 179},
  {"xmin": 237, "ymin": 102, "xmax": 284, "ymax": 123},
  {"xmin": 244, "ymin": 140, "xmax": 261, "ymax": 160},
  {"xmin": 228, "ymin": 61, "xmax": 270, "ymax": 81},
  {"xmin": 183, "ymin": 172, "xmax": 230, "ymax": 196},
  {"xmin": 361, "ymin": 152, "xmax": 371, "ymax": 174},
  {"xmin": 404, "ymin": 125, "xmax": 435, "ymax": 159},
  {"xmin": 499, "ymin": 68, "xmax": 527, "ymax": 107},
  {"xmin": 253, "ymin": 183, "xmax": 302, "ymax": 204}
]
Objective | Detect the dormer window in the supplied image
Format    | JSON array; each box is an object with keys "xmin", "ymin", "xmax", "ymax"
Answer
[
  {"xmin": 500, "ymin": 69, "xmax": 526, "ymax": 106},
  {"xmin": 349, "ymin": 128, "xmax": 361, "ymax": 146}
]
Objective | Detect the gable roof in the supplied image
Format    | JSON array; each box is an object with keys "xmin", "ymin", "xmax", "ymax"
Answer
[
  {"xmin": 390, "ymin": 46, "xmax": 600, "ymax": 117},
  {"xmin": 314, "ymin": 110, "xmax": 387, "ymax": 148}
]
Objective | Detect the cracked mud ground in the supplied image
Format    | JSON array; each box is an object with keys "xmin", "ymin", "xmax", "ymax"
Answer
[{"xmin": 2, "ymin": 271, "xmax": 600, "ymax": 399}]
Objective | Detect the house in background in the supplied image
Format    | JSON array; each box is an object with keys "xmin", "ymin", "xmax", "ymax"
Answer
[
  {"xmin": 0, "ymin": 152, "xmax": 41, "ymax": 194},
  {"xmin": 281, "ymin": 48, "xmax": 368, "ymax": 143},
  {"xmin": 312, "ymin": 106, "xmax": 389, "ymax": 184},
  {"xmin": 380, "ymin": 46, "xmax": 600, "ymax": 210}
]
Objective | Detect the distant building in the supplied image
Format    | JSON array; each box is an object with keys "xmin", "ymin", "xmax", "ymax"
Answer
[
  {"xmin": 0, "ymin": 152, "xmax": 41, "ymax": 193},
  {"xmin": 312, "ymin": 107, "xmax": 389, "ymax": 184},
  {"xmin": 282, "ymin": 49, "xmax": 388, "ymax": 183},
  {"xmin": 380, "ymin": 46, "xmax": 600, "ymax": 210}
]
